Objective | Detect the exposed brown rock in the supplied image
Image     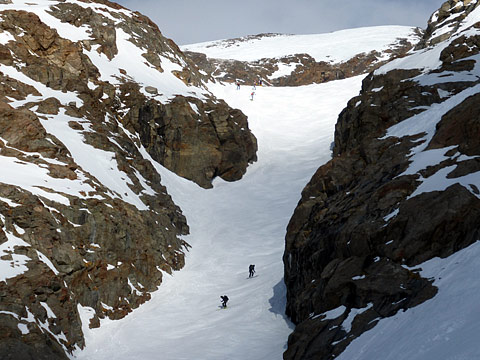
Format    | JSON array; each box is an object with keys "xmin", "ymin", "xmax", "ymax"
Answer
[
  {"xmin": 283, "ymin": 2, "xmax": 480, "ymax": 358},
  {"xmin": 0, "ymin": 1, "xmax": 256, "ymax": 358},
  {"xmin": 122, "ymin": 87, "xmax": 257, "ymax": 189}
]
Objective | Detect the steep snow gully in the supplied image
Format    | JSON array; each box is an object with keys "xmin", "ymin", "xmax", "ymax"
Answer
[{"xmin": 75, "ymin": 77, "xmax": 365, "ymax": 359}]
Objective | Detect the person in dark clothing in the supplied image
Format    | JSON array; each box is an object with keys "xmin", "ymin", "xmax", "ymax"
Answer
[
  {"xmin": 249, "ymin": 264, "xmax": 255, "ymax": 278},
  {"xmin": 220, "ymin": 295, "xmax": 229, "ymax": 308}
]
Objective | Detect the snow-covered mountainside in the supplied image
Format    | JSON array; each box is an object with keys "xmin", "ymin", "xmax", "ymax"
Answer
[
  {"xmin": 184, "ymin": 27, "xmax": 420, "ymax": 62},
  {"xmin": 73, "ymin": 16, "xmax": 480, "ymax": 360},
  {"xmin": 284, "ymin": 0, "xmax": 480, "ymax": 358},
  {"xmin": 182, "ymin": 27, "xmax": 423, "ymax": 86},
  {"xmin": 2, "ymin": 0, "xmax": 480, "ymax": 359},
  {"xmin": 0, "ymin": 0, "xmax": 257, "ymax": 358}
]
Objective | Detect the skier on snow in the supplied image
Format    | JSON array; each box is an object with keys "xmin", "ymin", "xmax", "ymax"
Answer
[
  {"xmin": 220, "ymin": 295, "xmax": 229, "ymax": 308},
  {"xmin": 249, "ymin": 264, "xmax": 256, "ymax": 278}
]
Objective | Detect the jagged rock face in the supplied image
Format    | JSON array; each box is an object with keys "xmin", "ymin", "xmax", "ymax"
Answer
[
  {"xmin": 45, "ymin": 1, "xmax": 258, "ymax": 187},
  {"xmin": 185, "ymin": 31, "xmax": 422, "ymax": 86},
  {"xmin": 283, "ymin": 1, "xmax": 480, "ymax": 359},
  {"xmin": 0, "ymin": 1, "xmax": 256, "ymax": 359},
  {"xmin": 417, "ymin": 0, "xmax": 479, "ymax": 48},
  {"xmin": 121, "ymin": 88, "xmax": 257, "ymax": 189}
]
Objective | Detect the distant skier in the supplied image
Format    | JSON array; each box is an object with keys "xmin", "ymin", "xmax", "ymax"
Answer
[
  {"xmin": 248, "ymin": 264, "xmax": 256, "ymax": 278},
  {"xmin": 253, "ymin": 81, "xmax": 257, "ymax": 90},
  {"xmin": 259, "ymin": 79, "xmax": 263, "ymax": 86},
  {"xmin": 220, "ymin": 295, "xmax": 229, "ymax": 308},
  {"xmin": 250, "ymin": 91, "xmax": 255, "ymax": 101},
  {"xmin": 236, "ymin": 81, "xmax": 240, "ymax": 90}
]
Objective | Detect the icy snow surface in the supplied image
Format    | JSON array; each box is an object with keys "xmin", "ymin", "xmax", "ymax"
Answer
[
  {"xmin": 74, "ymin": 76, "xmax": 365, "ymax": 359},
  {"xmin": 182, "ymin": 26, "xmax": 420, "ymax": 63},
  {"xmin": 1, "ymin": 0, "xmax": 479, "ymax": 358}
]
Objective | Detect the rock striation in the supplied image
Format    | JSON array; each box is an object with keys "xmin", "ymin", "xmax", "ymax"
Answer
[
  {"xmin": 0, "ymin": 1, "xmax": 256, "ymax": 359},
  {"xmin": 283, "ymin": 0, "xmax": 480, "ymax": 359}
]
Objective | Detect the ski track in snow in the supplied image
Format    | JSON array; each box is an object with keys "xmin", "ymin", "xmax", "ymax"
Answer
[{"xmin": 74, "ymin": 77, "xmax": 365, "ymax": 360}]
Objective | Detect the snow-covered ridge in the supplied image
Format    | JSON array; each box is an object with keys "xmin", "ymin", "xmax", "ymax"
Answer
[
  {"xmin": 377, "ymin": 1, "xmax": 480, "ymax": 75},
  {"xmin": 182, "ymin": 26, "xmax": 421, "ymax": 63},
  {"xmin": 426, "ymin": 0, "xmax": 480, "ymax": 44}
]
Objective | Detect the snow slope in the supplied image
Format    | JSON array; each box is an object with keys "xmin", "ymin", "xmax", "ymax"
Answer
[
  {"xmin": 74, "ymin": 77, "xmax": 365, "ymax": 359},
  {"xmin": 182, "ymin": 26, "xmax": 420, "ymax": 63},
  {"xmin": 72, "ymin": 13, "xmax": 480, "ymax": 360},
  {"xmin": 337, "ymin": 240, "xmax": 480, "ymax": 360}
]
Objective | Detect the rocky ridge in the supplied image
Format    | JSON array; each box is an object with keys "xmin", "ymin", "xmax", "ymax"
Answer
[
  {"xmin": 283, "ymin": 0, "xmax": 480, "ymax": 359},
  {"xmin": 0, "ymin": 1, "xmax": 256, "ymax": 359},
  {"xmin": 183, "ymin": 29, "xmax": 423, "ymax": 86}
]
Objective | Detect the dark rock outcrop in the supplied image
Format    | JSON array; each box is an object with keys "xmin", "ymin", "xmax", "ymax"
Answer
[
  {"xmin": 283, "ymin": 0, "xmax": 480, "ymax": 358},
  {"xmin": 121, "ymin": 89, "xmax": 257, "ymax": 189}
]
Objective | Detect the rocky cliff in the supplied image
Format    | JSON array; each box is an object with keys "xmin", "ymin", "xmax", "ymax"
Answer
[
  {"xmin": 283, "ymin": 0, "xmax": 480, "ymax": 359},
  {"xmin": 0, "ymin": 1, "xmax": 256, "ymax": 359},
  {"xmin": 183, "ymin": 29, "xmax": 423, "ymax": 86}
]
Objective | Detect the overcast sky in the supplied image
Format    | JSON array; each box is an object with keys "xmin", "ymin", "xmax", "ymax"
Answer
[{"xmin": 115, "ymin": 0, "xmax": 445, "ymax": 45}]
